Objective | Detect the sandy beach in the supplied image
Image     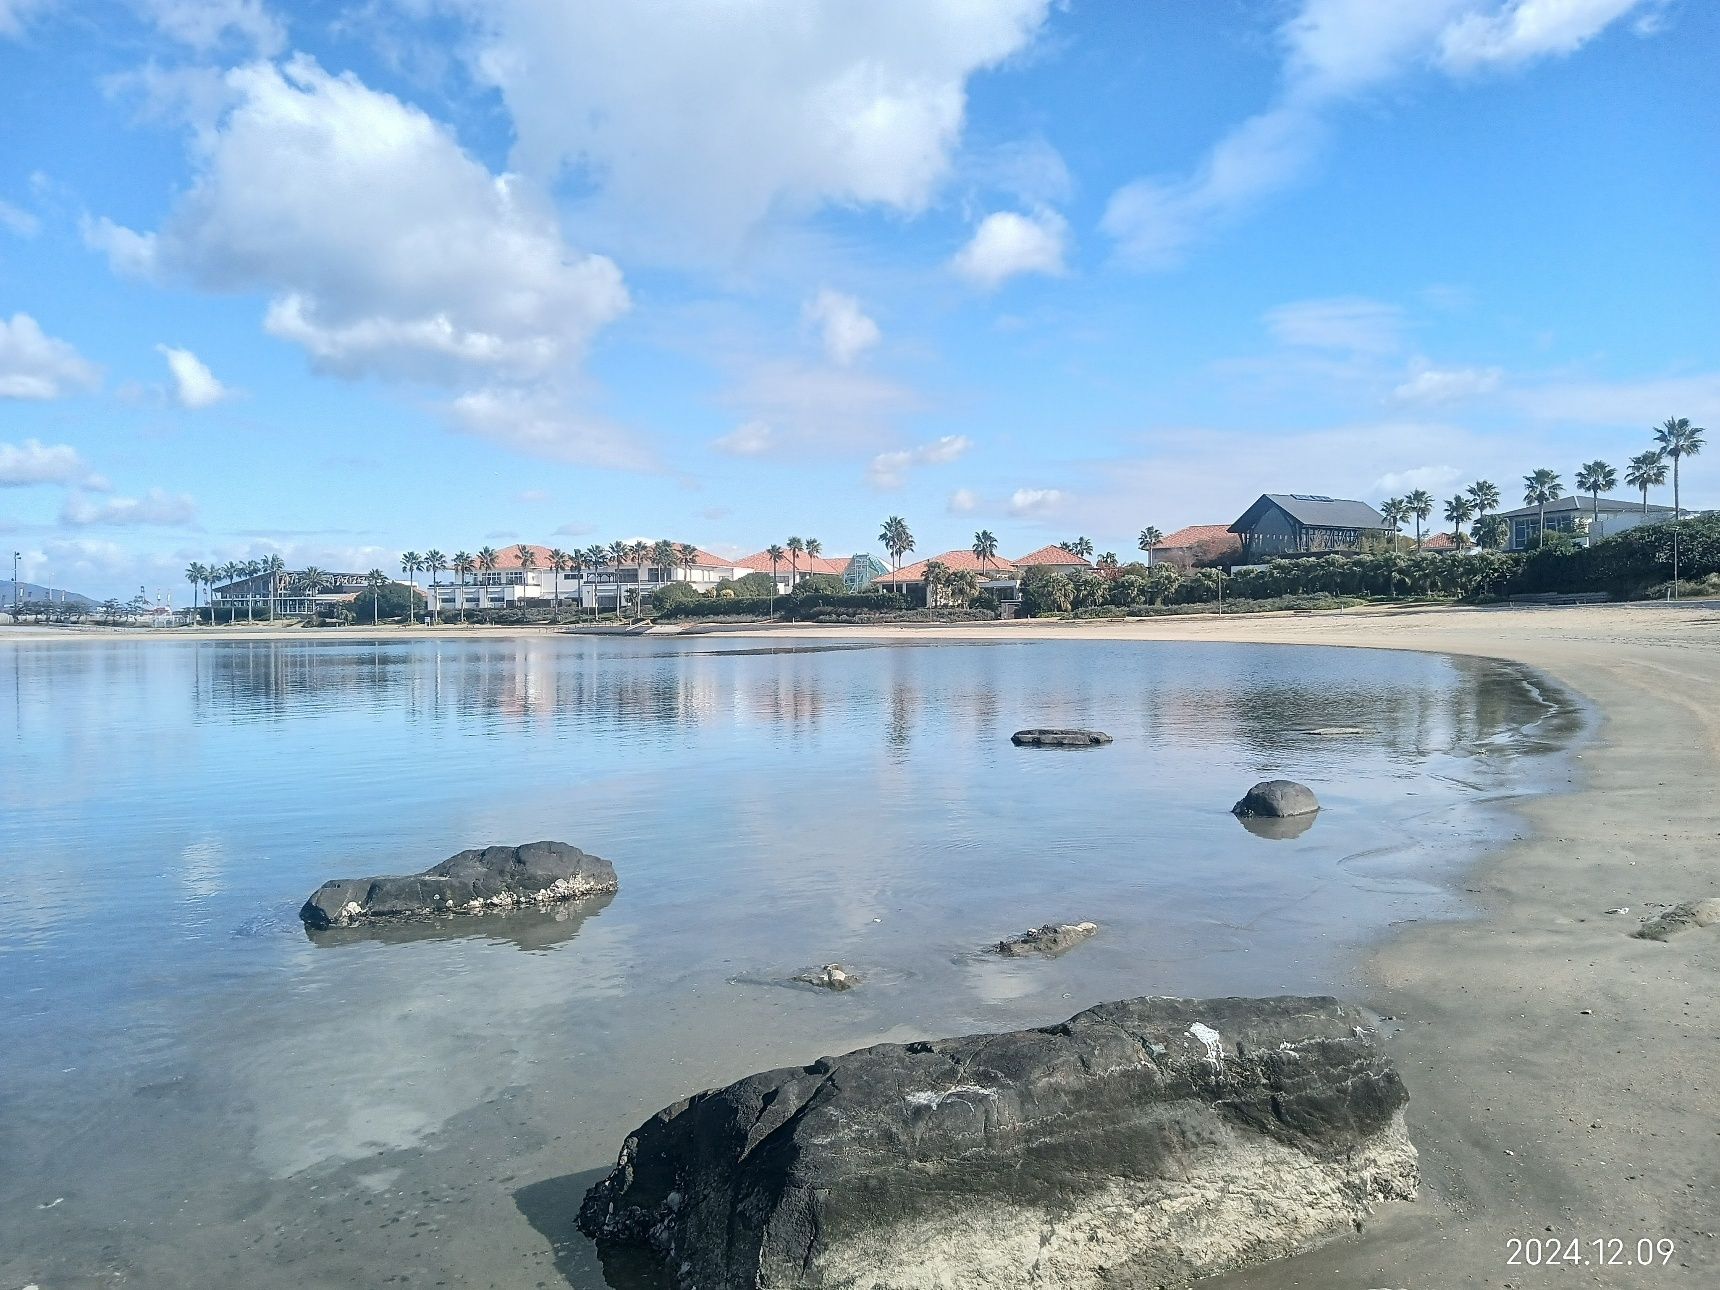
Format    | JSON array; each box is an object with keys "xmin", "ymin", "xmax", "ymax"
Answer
[{"xmin": 6, "ymin": 601, "xmax": 1717, "ymax": 1285}]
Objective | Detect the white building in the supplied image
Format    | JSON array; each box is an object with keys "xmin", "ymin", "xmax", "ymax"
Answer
[{"xmin": 427, "ymin": 544, "xmax": 750, "ymax": 614}]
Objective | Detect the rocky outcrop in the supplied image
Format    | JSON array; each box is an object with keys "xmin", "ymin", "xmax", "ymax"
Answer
[
  {"xmin": 1632, "ymin": 898, "xmax": 1720, "ymax": 941},
  {"xmin": 794, "ymin": 964, "xmax": 858, "ymax": 991},
  {"xmin": 994, "ymin": 921, "xmax": 1098, "ymax": 957},
  {"xmin": 1232, "ymin": 779, "xmax": 1321, "ymax": 818},
  {"xmin": 578, "ymin": 995, "xmax": 1417, "ymax": 1290},
  {"xmin": 299, "ymin": 841, "xmax": 617, "ymax": 929},
  {"xmin": 1011, "ymin": 728, "xmax": 1113, "ymax": 747}
]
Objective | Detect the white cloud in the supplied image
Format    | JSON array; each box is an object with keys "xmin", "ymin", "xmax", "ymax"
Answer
[
  {"xmin": 141, "ymin": 0, "xmax": 285, "ymax": 56},
  {"xmin": 447, "ymin": 388, "xmax": 651, "ymax": 470},
  {"xmin": 803, "ymin": 289, "xmax": 880, "ymax": 366},
  {"xmin": 867, "ymin": 434, "xmax": 971, "ymax": 489},
  {"xmin": 90, "ymin": 56, "xmax": 629, "ymax": 386},
  {"xmin": 1371, "ymin": 465, "xmax": 1464, "ymax": 494},
  {"xmin": 712, "ymin": 420, "xmax": 775, "ymax": 457},
  {"xmin": 0, "ymin": 438, "xmax": 97, "ymax": 487},
  {"xmin": 157, "ymin": 344, "xmax": 230, "ymax": 408},
  {"xmin": 1510, "ymin": 371, "xmax": 1720, "ymax": 425},
  {"xmin": 1103, "ymin": 0, "xmax": 1661, "ymax": 266},
  {"xmin": 0, "ymin": 198, "xmax": 39, "ymax": 236},
  {"xmin": 1265, "ymin": 297, "xmax": 1404, "ymax": 354},
  {"xmin": 1007, "ymin": 487, "xmax": 1067, "ymax": 519},
  {"xmin": 952, "ymin": 209, "xmax": 1068, "ymax": 289},
  {"xmin": 443, "ymin": 0, "xmax": 1052, "ymax": 255},
  {"xmin": 1392, "ymin": 361, "xmax": 1504, "ymax": 404},
  {"xmin": 60, "ymin": 488, "xmax": 198, "ymax": 527},
  {"xmin": 0, "ymin": 313, "xmax": 101, "ymax": 399},
  {"xmin": 0, "ymin": 0, "xmax": 51, "ymax": 39},
  {"xmin": 947, "ymin": 487, "xmax": 978, "ymax": 514}
]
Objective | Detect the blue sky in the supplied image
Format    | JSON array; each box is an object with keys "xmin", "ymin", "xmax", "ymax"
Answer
[{"xmin": 2, "ymin": 0, "xmax": 1715, "ymax": 598}]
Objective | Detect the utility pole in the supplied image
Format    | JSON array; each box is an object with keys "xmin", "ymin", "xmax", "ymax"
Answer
[{"xmin": 11, "ymin": 550, "xmax": 19, "ymax": 617}]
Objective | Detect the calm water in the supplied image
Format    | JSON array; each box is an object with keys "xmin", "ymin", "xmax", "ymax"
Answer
[{"xmin": 0, "ymin": 635, "xmax": 1579, "ymax": 1289}]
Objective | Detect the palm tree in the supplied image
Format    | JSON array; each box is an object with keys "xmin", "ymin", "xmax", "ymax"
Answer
[
  {"xmin": 805, "ymin": 537, "xmax": 822, "ymax": 570},
  {"xmin": 651, "ymin": 540, "xmax": 677, "ymax": 598},
  {"xmin": 475, "ymin": 546, "xmax": 499, "ymax": 612},
  {"xmin": 587, "ymin": 545, "xmax": 610, "ymax": 619},
  {"xmin": 786, "ymin": 536, "xmax": 805, "ymax": 590},
  {"xmin": 299, "ymin": 567, "xmax": 327, "ymax": 622},
  {"xmin": 423, "ymin": 550, "xmax": 446, "ymax": 622},
  {"xmin": 1574, "ymin": 460, "xmax": 1617, "ymax": 526},
  {"xmin": 1522, "ymin": 469, "xmax": 1564, "ymax": 548},
  {"xmin": 244, "ymin": 559, "xmax": 263, "ymax": 622},
  {"xmin": 1404, "ymin": 489, "xmax": 1434, "ymax": 551},
  {"xmin": 1096, "ymin": 551, "xmax": 1120, "ymax": 579},
  {"xmin": 972, "ymin": 529, "xmax": 998, "ymax": 571},
  {"xmin": 1060, "ymin": 536, "xmax": 1094, "ymax": 560},
  {"xmin": 1138, "ymin": 527, "xmax": 1163, "ymax": 565},
  {"xmin": 879, "ymin": 516, "xmax": 914, "ymax": 593},
  {"xmin": 255, "ymin": 554, "xmax": 278, "ymax": 621},
  {"xmin": 1466, "ymin": 481, "xmax": 1500, "ymax": 547},
  {"xmin": 185, "ymin": 562, "xmax": 205, "ymax": 621},
  {"xmin": 1443, "ymin": 495, "xmax": 1475, "ymax": 548},
  {"xmin": 1625, "ymin": 450, "xmax": 1668, "ymax": 515},
  {"xmin": 365, "ymin": 568, "xmax": 388, "ymax": 625},
  {"xmin": 1380, "ymin": 497, "xmax": 1407, "ymax": 548},
  {"xmin": 400, "ymin": 552, "xmax": 421, "ymax": 619},
  {"xmin": 548, "ymin": 548, "xmax": 569, "ymax": 620},
  {"xmin": 765, "ymin": 543, "xmax": 786, "ymax": 615},
  {"xmin": 452, "ymin": 551, "xmax": 474, "ymax": 620},
  {"xmin": 1652, "ymin": 417, "xmax": 1705, "ymax": 518}
]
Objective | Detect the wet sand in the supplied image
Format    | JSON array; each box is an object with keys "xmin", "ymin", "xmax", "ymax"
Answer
[
  {"xmin": 733, "ymin": 603, "xmax": 1720, "ymax": 1287},
  {"xmin": 8, "ymin": 601, "xmax": 1717, "ymax": 1284}
]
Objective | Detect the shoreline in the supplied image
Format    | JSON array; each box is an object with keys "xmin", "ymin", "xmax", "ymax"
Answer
[{"xmin": 7, "ymin": 602, "xmax": 1716, "ymax": 1283}]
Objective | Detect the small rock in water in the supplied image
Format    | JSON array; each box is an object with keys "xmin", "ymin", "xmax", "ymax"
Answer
[
  {"xmin": 1231, "ymin": 779, "xmax": 1320, "ymax": 819},
  {"xmin": 1300, "ymin": 726, "xmax": 1366, "ymax": 736},
  {"xmin": 793, "ymin": 964, "xmax": 857, "ymax": 991},
  {"xmin": 1632, "ymin": 897, "xmax": 1720, "ymax": 941},
  {"xmin": 1011, "ymin": 728, "xmax": 1113, "ymax": 747},
  {"xmin": 994, "ymin": 921, "xmax": 1098, "ymax": 957}
]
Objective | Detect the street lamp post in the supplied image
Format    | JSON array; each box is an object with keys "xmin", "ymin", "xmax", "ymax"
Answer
[{"xmin": 11, "ymin": 550, "xmax": 19, "ymax": 618}]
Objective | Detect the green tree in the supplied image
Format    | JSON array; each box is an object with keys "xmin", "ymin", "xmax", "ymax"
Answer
[
  {"xmin": 549, "ymin": 548, "xmax": 570, "ymax": 620},
  {"xmin": 1095, "ymin": 551, "xmax": 1120, "ymax": 579},
  {"xmin": 879, "ymin": 516, "xmax": 914, "ymax": 591},
  {"xmin": 971, "ymin": 529, "xmax": 998, "ymax": 571},
  {"xmin": 400, "ymin": 552, "xmax": 421, "ymax": 616},
  {"xmin": 185, "ymin": 562, "xmax": 206, "ymax": 620},
  {"xmin": 300, "ymin": 567, "xmax": 327, "ymax": 622},
  {"xmin": 1466, "ymin": 481, "xmax": 1501, "ymax": 547},
  {"xmin": 1380, "ymin": 497, "xmax": 1407, "ymax": 548},
  {"xmin": 1652, "ymin": 416, "xmax": 1705, "ymax": 518},
  {"xmin": 262, "ymin": 554, "xmax": 284, "ymax": 621},
  {"xmin": 1443, "ymin": 495, "xmax": 1475, "ymax": 548},
  {"xmin": 1624, "ymin": 450, "xmax": 1668, "ymax": 515},
  {"xmin": 423, "ymin": 550, "xmax": 446, "ymax": 622},
  {"xmin": 1059, "ymin": 536, "xmax": 1094, "ymax": 560},
  {"xmin": 1020, "ymin": 567, "xmax": 1073, "ymax": 616},
  {"xmin": 1575, "ymin": 460, "xmax": 1617, "ymax": 520},
  {"xmin": 765, "ymin": 543, "xmax": 786, "ymax": 616},
  {"xmin": 786, "ymin": 536, "xmax": 805, "ymax": 589},
  {"xmin": 452, "ymin": 551, "xmax": 474, "ymax": 620},
  {"xmin": 805, "ymin": 537, "xmax": 822, "ymax": 568},
  {"xmin": 1404, "ymin": 490, "xmax": 1434, "ymax": 551},
  {"xmin": 364, "ymin": 568, "xmax": 388, "ymax": 625},
  {"xmin": 1522, "ymin": 469, "xmax": 1564, "ymax": 548},
  {"xmin": 1138, "ymin": 527, "xmax": 1163, "ymax": 562}
]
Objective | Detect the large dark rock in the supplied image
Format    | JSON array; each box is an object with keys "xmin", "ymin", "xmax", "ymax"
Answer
[
  {"xmin": 1011, "ymin": 728, "xmax": 1113, "ymax": 747},
  {"xmin": 1632, "ymin": 897, "xmax": 1720, "ymax": 941},
  {"xmin": 1231, "ymin": 779, "xmax": 1321, "ymax": 818},
  {"xmin": 298, "ymin": 841, "xmax": 616, "ymax": 929},
  {"xmin": 993, "ymin": 921, "xmax": 1098, "ymax": 957},
  {"xmin": 578, "ymin": 995, "xmax": 1417, "ymax": 1289}
]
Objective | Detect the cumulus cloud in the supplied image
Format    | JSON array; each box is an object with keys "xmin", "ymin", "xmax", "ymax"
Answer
[
  {"xmin": 803, "ymin": 289, "xmax": 880, "ymax": 366},
  {"xmin": 952, "ymin": 209, "xmax": 1068, "ymax": 289},
  {"xmin": 1007, "ymin": 487, "xmax": 1067, "ymax": 519},
  {"xmin": 157, "ymin": 344, "xmax": 230, "ymax": 408},
  {"xmin": 89, "ymin": 56, "xmax": 629, "ymax": 386},
  {"xmin": 712, "ymin": 420, "xmax": 775, "ymax": 457},
  {"xmin": 0, "ymin": 438, "xmax": 99, "ymax": 487},
  {"xmin": 441, "ymin": 0, "xmax": 1052, "ymax": 254},
  {"xmin": 947, "ymin": 487, "xmax": 978, "ymax": 514},
  {"xmin": 446, "ymin": 388, "xmax": 651, "ymax": 470},
  {"xmin": 1103, "ymin": 0, "xmax": 1663, "ymax": 266},
  {"xmin": 1392, "ymin": 361, "xmax": 1504, "ymax": 404},
  {"xmin": 1372, "ymin": 465, "xmax": 1464, "ymax": 494},
  {"xmin": 60, "ymin": 488, "xmax": 197, "ymax": 527},
  {"xmin": 0, "ymin": 313, "xmax": 101, "ymax": 399},
  {"xmin": 1265, "ymin": 297, "xmax": 1405, "ymax": 354},
  {"xmin": 867, "ymin": 434, "xmax": 971, "ymax": 489},
  {"xmin": 0, "ymin": 198, "xmax": 39, "ymax": 236},
  {"xmin": 141, "ymin": 0, "xmax": 285, "ymax": 55}
]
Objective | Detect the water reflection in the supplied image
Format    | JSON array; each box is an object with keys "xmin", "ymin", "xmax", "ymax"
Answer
[
  {"xmin": 1237, "ymin": 812, "xmax": 1319, "ymax": 841},
  {"xmin": 304, "ymin": 891, "xmax": 615, "ymax": 952}
]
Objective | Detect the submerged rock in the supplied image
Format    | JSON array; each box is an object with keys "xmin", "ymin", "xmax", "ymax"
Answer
[
  {"xmin": 1232, "ymin": 779, "xmax": 1321, "ymax": 819},
  {"xmin": 1632, "ymin": 898, "xmax": 1720, "ymax": 941},
  {"xmin": 793, "ymin": 964, "xmax": 858, "ymax": 991},
  {"xmin": 298, "ymin": 841, "xmax": 617, "ymax": 929},
  {"xmin": 994, "ymin": 921, "xmax": 1098, "ymax": 957},
  {"xmin": 1011, "ymin": 728, "xmax": 1113, "ymax": 747},
  {"xmin": 578, "ymin": 994, "xmax": 1417, "ymax": 1290}
]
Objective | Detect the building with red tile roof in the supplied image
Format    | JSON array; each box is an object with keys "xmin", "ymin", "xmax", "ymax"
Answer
[
  {"xmin": 872, "ymin": 549, "xmax": 1017, "ymax": 586},
  {"xmin": 1011, "ymin": 544, "xmax": 1093, "ymax": 574},
  {"xmin": 1148, "ymin": 524, "xmax": 1241, "ymax": 568}
]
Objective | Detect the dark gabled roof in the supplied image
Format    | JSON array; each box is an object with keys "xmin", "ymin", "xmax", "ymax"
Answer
[
  {"xmin": 1229, "ymin": 494, "xmax": 1388, "ymax": 534},
  {"xmin": 1495, "ymin": 495, "xmax": 1676, "ymax": 519}
]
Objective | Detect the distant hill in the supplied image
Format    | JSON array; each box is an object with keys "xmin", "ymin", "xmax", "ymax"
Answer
[{"xmin": 1, "ymin": 580, "xmax": 97, "ymax": 608}]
